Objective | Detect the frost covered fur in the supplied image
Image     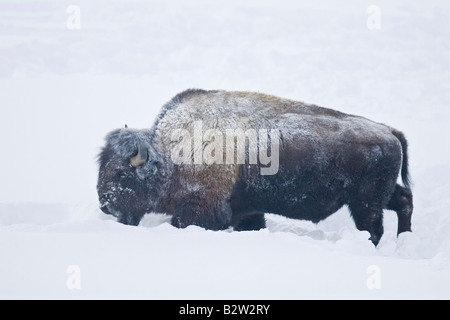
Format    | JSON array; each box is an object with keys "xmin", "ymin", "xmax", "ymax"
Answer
[{"xmin": 97, "ymin": 89, "xmax": 413, "ymax": 245}]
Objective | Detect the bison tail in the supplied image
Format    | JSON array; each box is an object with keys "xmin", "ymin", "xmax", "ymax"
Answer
[{"xmin": 392, "ymin": 129, "xmax": 411, "ymax": 189}]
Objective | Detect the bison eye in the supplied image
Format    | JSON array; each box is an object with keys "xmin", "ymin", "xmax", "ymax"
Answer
[{"xmin": 114, "ymin": 172, "xmax": 129, "ymax": 181}]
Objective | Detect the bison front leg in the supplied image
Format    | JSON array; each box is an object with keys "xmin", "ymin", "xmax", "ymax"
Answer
[
  {"xmin": 117, "ymin": 212, "xmax": 143, "ymax": 226},
  {"xmin": 232, "ymin": 212, "xmax": 266, "ymax": 231},
  {"xmin": 168, "ymin": 164, "xmax": 237, "ymax": 230},
  {"xmin": 171, "ymin": 199, "xmax": 233, "ymax": 230}
]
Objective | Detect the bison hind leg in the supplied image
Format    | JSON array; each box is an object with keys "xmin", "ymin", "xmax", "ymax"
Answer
[
  {"xmin": 386, "ymin": 184, "xmax": 413, "ymax": 235},
  {"xmin": 348, "ymin": 201, "xmax": 384, "ymax": 246}
]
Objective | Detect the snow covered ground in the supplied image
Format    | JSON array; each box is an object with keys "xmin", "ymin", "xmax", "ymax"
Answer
[{"xmin": 1, "ymin": 0, "xmax": 450, "ymax": 299}]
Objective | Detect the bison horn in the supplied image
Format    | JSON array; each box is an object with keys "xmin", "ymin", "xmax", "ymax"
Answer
[{"xmin": 130, "ymin": 142, "xmax": 148, "ymax": 167}]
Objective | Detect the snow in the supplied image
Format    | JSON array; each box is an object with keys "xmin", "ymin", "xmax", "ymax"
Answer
[{"xmin": 1, "ymin": 0, "xmax": 450, "ymax": 299}]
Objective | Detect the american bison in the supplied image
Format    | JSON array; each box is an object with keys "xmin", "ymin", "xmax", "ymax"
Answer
[{"xmin": 97, "ymin": 89, "xmax": 413, "ymax": 245}]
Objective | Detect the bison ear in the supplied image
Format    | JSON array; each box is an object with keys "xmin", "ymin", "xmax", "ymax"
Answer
[{"xmin": 130, "ymin": 142, "xmax": 148, "ymax": 167}]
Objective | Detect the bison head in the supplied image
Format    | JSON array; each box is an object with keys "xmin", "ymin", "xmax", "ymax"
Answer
[{"xmin": 97, "ymin": 128, "xmax": 162, "ymax": 225}]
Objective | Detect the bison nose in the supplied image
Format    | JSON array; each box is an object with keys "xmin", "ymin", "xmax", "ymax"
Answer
[{"xmin": 100, "ymin": 204, "xmax": 112, "ymax": 215}]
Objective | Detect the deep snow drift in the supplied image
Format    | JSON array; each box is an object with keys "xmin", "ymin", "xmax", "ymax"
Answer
[{"xmin": 0, "ymin": 0, "xmax": 450, "ymax": 299}]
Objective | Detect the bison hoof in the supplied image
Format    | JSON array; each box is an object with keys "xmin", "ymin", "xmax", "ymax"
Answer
[{"xmin": 369, "ymin": 235, "xmax": 381, "ymax": 247}]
